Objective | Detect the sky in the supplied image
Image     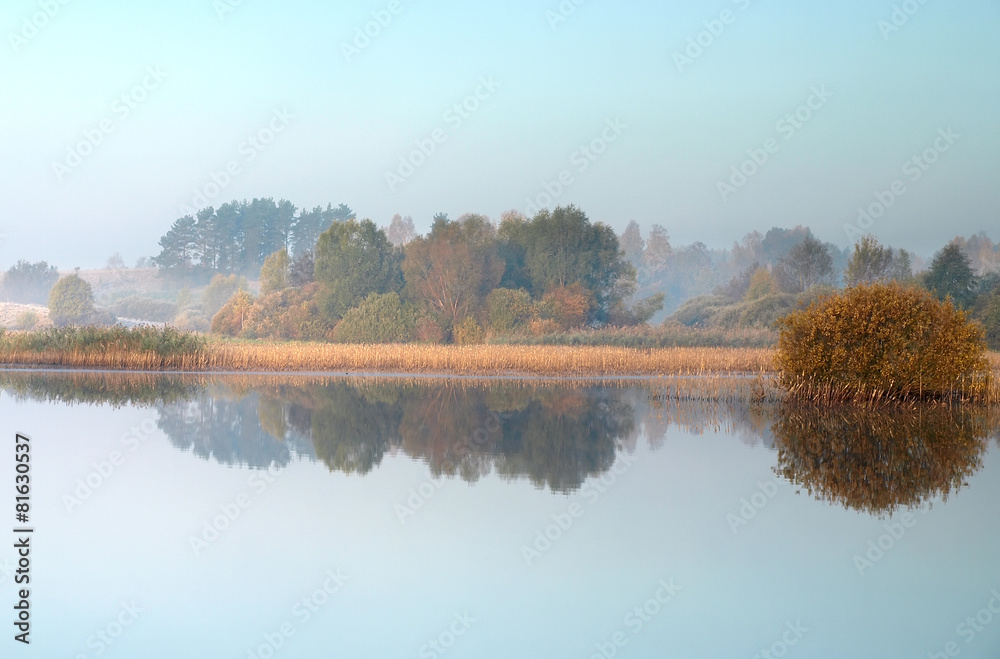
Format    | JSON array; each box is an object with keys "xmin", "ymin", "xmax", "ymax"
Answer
[{"xmin": 1, "ymin": 0, "xmax": 998, "ymax": 269}]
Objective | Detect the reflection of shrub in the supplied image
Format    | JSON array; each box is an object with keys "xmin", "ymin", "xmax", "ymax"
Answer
[
  {"xmin": 112, "ymin": 296, "xmax": 177, "ymax": 322},
  {"xmin": 773, "ymin": 404, "xmax": 990, "ymax": 515},
  {"xmin": 777, "ymin": 283, "xmax": 989, "ymax": 403},
  {"xmin": 333, "ymin": 293, "xmax": 415, "ymax": 343}
]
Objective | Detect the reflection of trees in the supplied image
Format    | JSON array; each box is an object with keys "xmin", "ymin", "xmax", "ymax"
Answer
[
  {"xmin": 304, "ymin": 383, "xmax": 402, "ymax": 475},
  {"xmin": 493, "ymin": 390, "xmax": 630, "ymax": 492},
  {"xmin": 772, "ymin": 404, "xmax": 992, "ymax": 516},
  {"xmin": 157, "ymin": 390, "xmax": 314, "ymax": 470},
  {"xmin": 283, "ymin": 382, "xmax": 635, "ymax": 492}
]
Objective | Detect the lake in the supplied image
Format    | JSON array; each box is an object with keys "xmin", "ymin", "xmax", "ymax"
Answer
[{"xmin": 1, "ymin": 371, "xmax": 999, "ymax": 658}]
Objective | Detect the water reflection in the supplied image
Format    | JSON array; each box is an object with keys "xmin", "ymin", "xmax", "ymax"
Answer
[
  {"xmin": 772, "ymin": 404, "xmax": 994, "ymax": 516},
  {"xmin": 1, "ymin": 371, "xmax": 997, "ymax": 509}
]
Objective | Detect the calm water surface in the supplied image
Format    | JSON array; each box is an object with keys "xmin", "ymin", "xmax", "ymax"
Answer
[{"xmin": 1, "ymin": 372, "xmax": 998, "ymax": 658}]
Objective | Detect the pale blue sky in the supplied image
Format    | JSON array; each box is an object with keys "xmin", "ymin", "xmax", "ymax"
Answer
[{"xmin": 1, "ymin": 0, "xmax": 998, "ymax": 268}]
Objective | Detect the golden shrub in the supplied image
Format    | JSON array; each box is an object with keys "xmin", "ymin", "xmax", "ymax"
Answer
[{"xmin": 776, "ymin": 282, "xmax": 989, "ymax": 403}]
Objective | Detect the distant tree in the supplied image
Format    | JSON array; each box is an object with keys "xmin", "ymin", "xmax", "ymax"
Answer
[
  {"xmin": 719, "ymin": 262, "xmax": 758, "ymax": 300},
  {"xmin": 619, "ymin": 221, "xmax": 645, "ymax": 265},
  {"xmin": 0, "ymin": 260, "xmax": 60, "ymax": 304},
  {"xmin": 291, "ymin": 203, "xmax": 354, "ymax": 257},
  {"xmin": 642, "ymin": 225, "xmax": 672, "ymax": 275},
  {"xmin": 774, "ymin": 234, "xmax": 833, "ymax": 293},
  {"xmin": 288, "ymin": 250, "xmax": 315, "ymax": 287},
  {"xmin": 48, "ymin": 275, "xmax": 96, "ymax": 326},
  {"xmin": 259, "ymin": 248, "xmax": 290, "ymax": 295},
  {"xmin": 506, "ymin": 206, "xmax": 635, "ymax": 323},
  {"xmin": 923, "ymin": 242, "xmax": 978, "ymax": 309},
  {"xmin": 385, "ymin": 214, "xmax": 416, "ymax": 247},
  {"xmin": 314, "ymin": 219, "xmax": 402, "ymax": 321},
  {"xmin": 844, "ymin": 235, "xmax": 895, "ymax": 287},
  {"xmin": 105, "ymin": 253, "xmax": 126, "ymax": 269},
  {"xmin": 403, "ymin": 214, "xmax": 504, "ymax": 329},
  {"xmin": 134, "ymin": 257, "xmax": 152, "ymax": 269},
  {"xmin": 153, "ymin": 215, "xmax": 200, "ymax": 273},
  {"xmin": 892, "ymin": 249, "xmax": 914, "ymax": 282},
  {"xmin": 745, "ymin": 268, "xmax": 778, "ymax": 301}
]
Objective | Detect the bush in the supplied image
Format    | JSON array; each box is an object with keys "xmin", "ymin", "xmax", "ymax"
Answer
[
  {"xmin": 414, "ymin": 316, "xmax": 445, "ymax": 344},
  {"xmin": 537, "ymin": 283, "xmax": 594, "ymax": 330},
  {"xmin": 777, "ymin": 283, "xmax": 989, "ymax": 403},
  {"xmin": 452, "ymin": 316, "xmax": 483, "ymax": 345},
  {"xmin": 14, "ymin": 311, "xmax": 39, "ymax": 330},
  {"xmin": 210, "ymin": 291, "xmax": 255, "ymax": 336},
  {"xmin": 487, "ymin": 288, "xmax": 533, "ymax": 334},
  {"xmin": 48, "ymin": 275, "xmax": 96, "ymax": 327},
  {"xmin": 173, "ymin": 309, "xmax": 210, "ymax": 333},
  {"xmin": 333, "ymin": 292, "xmax": 415, "ymax": 343},
  {"xmin": 111, "ymin": 296, "xmax": 177, "ymax": 322}
]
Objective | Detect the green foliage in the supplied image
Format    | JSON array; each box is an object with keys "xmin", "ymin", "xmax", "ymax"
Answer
[
  {"xmin": 502, "ymin": 205, "xmax": 634, "ymax": 322},
  {"xmin": 315, "ymin": 218, "xmax": 402, "ymax": 321},
  {"xmin": 923, "ymin": 242, "xmax": 978, "ymax": 309},
  {"xmin": 0, "ymin": 326, "xmax": 203, "ymax": 357},
  {"xmin": 201, "ymin": 274, "xmax": 249, "ymax": 318},
  {"xmin": 0, "ymin": 260, "xmax": 60, "ymax": 304},
  {"xmin": 487, "ymin": 288, "xmax": 533, "ymax": 334},
  {"xmin": 259, "ymin": 248, "xmax": 290, "ymax": 295},
  {"xmin": 452, "ymin": 316, "xmax": 483, "ymax": 345},
  {"xmin": 48, "ymin": 275, "xmax": 97, "ymax": 327},
  {"xmin": 333, "ymin": 292, "xmax": 416, "ymax": 343},
  {"xmin": 777, "ymin": 283, "xmax": 989, "ymax": 403},
  {"xmin": 111, "ymin": 296, "xmax": 177, "ymax": 322}
]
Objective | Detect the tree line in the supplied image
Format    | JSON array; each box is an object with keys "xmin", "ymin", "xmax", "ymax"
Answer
[{"xmin": 210, "ymin": 205, "xmax": 660, "ymax": 342}]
